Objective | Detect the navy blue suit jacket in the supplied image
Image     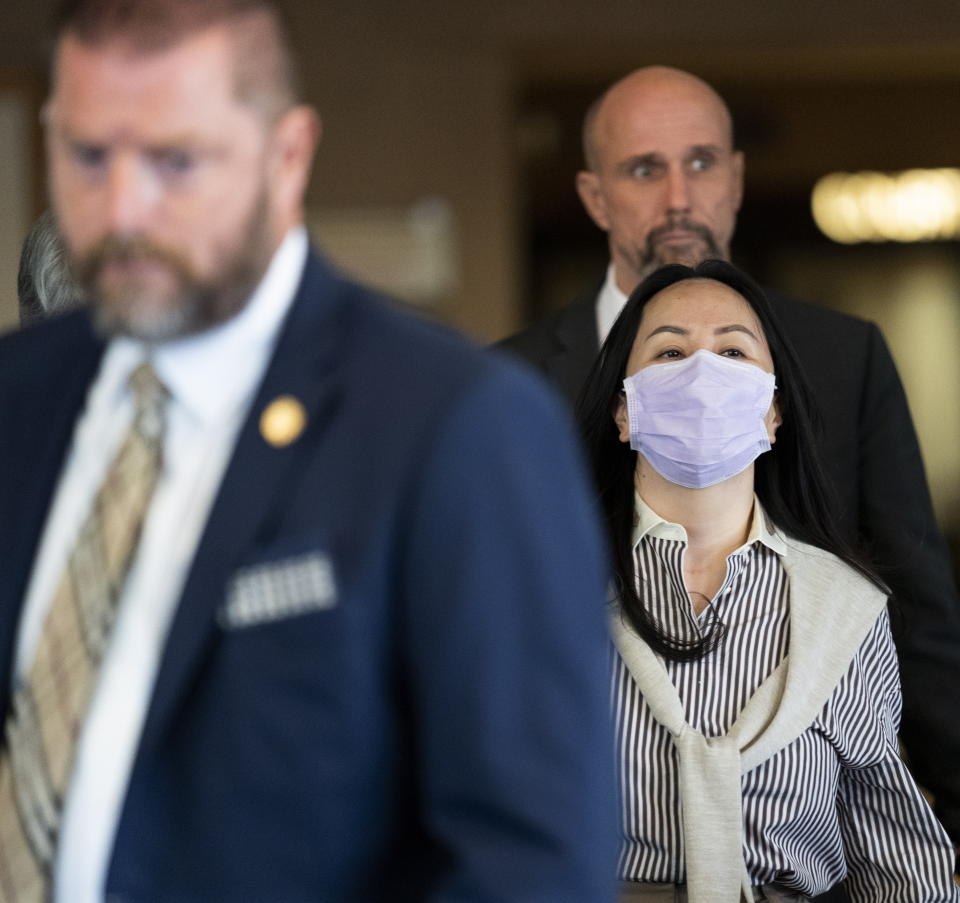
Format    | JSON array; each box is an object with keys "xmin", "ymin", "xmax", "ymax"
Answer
[
  {"xmin": 0, "ymin": 252, "xmax": 617, "ymax": 902},
  {"xmin": 500, "ymin": 280, "xmax": 960, "ymax": 847}
]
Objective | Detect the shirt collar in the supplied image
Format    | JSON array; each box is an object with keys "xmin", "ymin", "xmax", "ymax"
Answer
[
  {"xmin": 632, "ymin": 493, "xmax": 788, "ymax": 557},
  {"xmin": 106, "ymin": 226, "xmax": 308, "ymax": 426},
  {"xmin": 596, "ymin": 263, "xmax": 628, "ymax": 345}
]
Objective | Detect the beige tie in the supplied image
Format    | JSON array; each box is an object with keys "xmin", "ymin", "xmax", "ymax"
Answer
[{"xmin": 0, "ymin": 362, "xmax": 167, "ymax": 902}]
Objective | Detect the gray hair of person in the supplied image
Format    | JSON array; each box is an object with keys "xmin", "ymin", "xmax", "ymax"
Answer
[{"xmin": 18, "ymin": 211, "xmax": 86, "ymax": 326}]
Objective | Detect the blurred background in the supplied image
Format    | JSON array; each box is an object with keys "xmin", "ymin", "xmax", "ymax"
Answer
[{"xmin": 2, "ymin": 0, "xmax": 960, "ymax": 564}]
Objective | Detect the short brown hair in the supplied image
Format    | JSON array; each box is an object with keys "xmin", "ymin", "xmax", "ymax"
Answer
[{"xmin": 54, "ymin": 0, "xmax": 301, "ymax": 120}]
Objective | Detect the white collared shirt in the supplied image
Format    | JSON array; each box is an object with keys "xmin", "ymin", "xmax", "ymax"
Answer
[
  {"xmin": 595, "ymin": 263, "xmax": 628, "ymax": 345},
  {"xmin": 631, "ymin": 492, "xmax": 787, "ymax": 558},
  {"xmin": 14, "ymin": 227, "xmax": 309, "ymax": 903}
]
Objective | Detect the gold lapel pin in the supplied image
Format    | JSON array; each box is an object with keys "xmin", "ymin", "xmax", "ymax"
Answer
[{"xmin": 260, "ymin": 395, "xmax": 307, "ymax": 448}]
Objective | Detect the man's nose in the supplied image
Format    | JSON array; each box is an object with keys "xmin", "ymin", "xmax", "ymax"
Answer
[
  {"xmin": 665, "ymin": 167, "xmax": 692, "ymax": 213},
  {"xmin": 103, "ymin": 156, "xmax": 157, "ymax": 234}
]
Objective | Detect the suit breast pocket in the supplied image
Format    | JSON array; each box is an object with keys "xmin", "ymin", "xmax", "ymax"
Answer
[
  {"xmin": 206, "ymin": 539, "xmax": 384, "ymax": 720},
  {"xmin": 202, "ymin": 549, "xmax": 378, "ymax": 772},
  {"xmin": 218, "ymin": 550, "xmax": 338, "ymax": 630}
]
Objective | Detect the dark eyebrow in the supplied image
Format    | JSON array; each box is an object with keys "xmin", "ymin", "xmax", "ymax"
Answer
[
  {"xmin": 715, "ymin": 324, "xmax": 760, "ymax": 341},
  {"xmin": 644, "ymin": 324, "xmax": 760, "ymax": 341},
  {"xmin": 645, "ymin": 324, "xmax": 687, "ymax": 339},
  {"xmin": 618, "ymin": 152, "xmax": 663, "ymax": 175},
  {"xmin": 687, "ymin": 143, "xmax": 723, "ymax": 158}
]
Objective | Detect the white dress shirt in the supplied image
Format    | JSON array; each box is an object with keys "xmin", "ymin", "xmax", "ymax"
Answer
[
  {"xmin": 14, "ymin": 227, "xmax": 308, "ymax": 903},
  {"xmin": 595, "ymin": 263, "xmax": 628, "ymax": 345}
]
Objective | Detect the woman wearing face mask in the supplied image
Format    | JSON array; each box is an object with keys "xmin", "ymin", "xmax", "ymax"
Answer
[{"xmin": 577, "ymin": 260, "xmax": 958, "ymax": 903}]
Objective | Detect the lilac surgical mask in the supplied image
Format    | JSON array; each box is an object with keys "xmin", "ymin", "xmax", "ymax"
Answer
[{"xmin": 622, "ymin": 348, "xmax": 776, "ymax": 489}]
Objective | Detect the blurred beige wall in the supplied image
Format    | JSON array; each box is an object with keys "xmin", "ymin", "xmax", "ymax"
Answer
[{"xmin": 296, "ymin": 21, "xmax": 521, "ymax": 340}]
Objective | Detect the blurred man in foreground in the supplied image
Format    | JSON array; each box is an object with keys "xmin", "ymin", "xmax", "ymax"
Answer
[{"xmin": 0, "ymin": 2, "xmax": 616, "ymax": 900}]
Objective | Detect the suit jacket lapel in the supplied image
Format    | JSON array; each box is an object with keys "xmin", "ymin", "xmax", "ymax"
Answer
[{"xmin": 136, "ymin": 252, "xmax": 347, "ymax": 756}]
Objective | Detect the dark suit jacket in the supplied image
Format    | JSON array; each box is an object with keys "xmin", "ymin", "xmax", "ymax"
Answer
[
  {"xmin": 501, "ymin": 280, "xmax": 960, "ymax": 845},
  {"xmin": 0, "ymin": 252, "xmax": 617, "ymax": 902}
]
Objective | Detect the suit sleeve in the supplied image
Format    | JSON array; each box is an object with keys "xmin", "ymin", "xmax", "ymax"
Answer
[
  {"xmin": 398, "ymin": 362, "xmax": 618, "ymax": 902},
  {"xmin": 855, "ymin": 323, "xmax": 960, "ymax": 845}
]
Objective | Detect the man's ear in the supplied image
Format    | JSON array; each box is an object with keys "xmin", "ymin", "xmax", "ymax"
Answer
[
  {"xmin": 575, "ymin": 170, "xmax": 611, "ymax": 231},
  {"xmin": 731, "ymin": 149, "xmax": 745, "ymax": 214},
  {"xmin": 613, "ymin": 394, "xmax": 630, "ymax": 444},
  {"xmin": 268, "ymin": 105, "xmax": 321, "ymax": 226}
]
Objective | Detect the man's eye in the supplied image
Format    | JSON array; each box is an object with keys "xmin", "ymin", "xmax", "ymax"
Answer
[
  {"xmin": 71, "ymin": 143, "xmax": 107, "ymax": 170},
  {"xmin": 690, "ymin": 156, "xmax": 715, "ymax": 173},
  {"xmin": 630, "ymin": 161, "xmax": 662, "ymax": 180},
  {"xmin": 153, "ymin": 149, "xmax": 196, "ymax": 177}
]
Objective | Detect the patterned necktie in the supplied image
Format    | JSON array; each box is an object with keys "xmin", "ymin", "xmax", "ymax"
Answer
[{"xmin": 0, "ymin": 362, "xmax": 167, "ymax": 902}]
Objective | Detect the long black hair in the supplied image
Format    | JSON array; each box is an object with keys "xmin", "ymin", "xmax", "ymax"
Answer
[{"xmin": 577, "ymin": 260, "xmax": 882, "ymax": 661}]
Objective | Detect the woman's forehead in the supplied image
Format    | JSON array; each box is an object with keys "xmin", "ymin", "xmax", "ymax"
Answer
[{"xmin": 641, "ymin": 278, "xmax": 760, "ymax": 329}]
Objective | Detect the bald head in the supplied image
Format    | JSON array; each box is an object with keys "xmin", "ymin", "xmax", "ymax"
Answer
[
  {"xmin": 583, "ymin": 66, "xmax": 734, "ymax": 173},
  {"xmin": 575, "ymin": 66, "xmax": 744, "ymax": 294}
]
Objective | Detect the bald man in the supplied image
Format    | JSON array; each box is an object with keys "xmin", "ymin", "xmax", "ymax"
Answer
[
  {"xmin": 578, "ymin": 66, "xmax": 743, "ymax": 297},
  {"xmin": 502, "ymin": 65, "xmax": 960, "ymax": 885}
]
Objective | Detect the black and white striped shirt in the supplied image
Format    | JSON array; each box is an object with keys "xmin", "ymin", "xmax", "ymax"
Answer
[{"xmin": 614, "ymin": 497, "xmax": 958, "ymax": 900}]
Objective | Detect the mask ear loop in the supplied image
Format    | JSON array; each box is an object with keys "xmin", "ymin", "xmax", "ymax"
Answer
[{"xmin": 612, "ymin": 387, "xmax": 627, "ymax": 418}]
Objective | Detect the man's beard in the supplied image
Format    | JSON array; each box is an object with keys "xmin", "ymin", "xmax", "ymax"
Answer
[
  {"xmin": 625, "ymin": 215, "xmax": 726, "ymax": 284},
  {"xmin": 72, "ymin": 189, "xmax": 273, "ymax": 343}
]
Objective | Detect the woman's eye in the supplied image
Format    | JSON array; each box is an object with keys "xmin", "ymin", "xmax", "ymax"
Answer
[
  {"xmin": 721, "ymin": 348, "xmax": 745, "ymax": 358},
  {"xmin": 656, "ymin": 349, "xmax": 683, "ymax": 360}
]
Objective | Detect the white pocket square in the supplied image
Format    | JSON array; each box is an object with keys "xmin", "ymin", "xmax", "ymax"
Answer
[{"xmin": 219, "ymin": 551, "xmax": 337, "ymax": 629}]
